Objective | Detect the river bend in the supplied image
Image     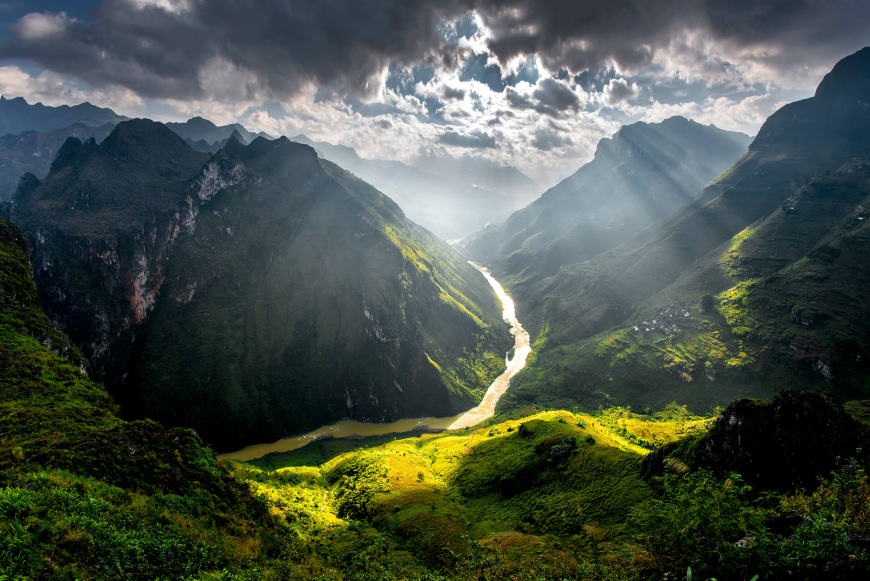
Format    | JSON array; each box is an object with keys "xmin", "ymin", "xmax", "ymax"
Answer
[{"xmin": 218, "ymin": 263, "xmax": 531, "ymax": 462}]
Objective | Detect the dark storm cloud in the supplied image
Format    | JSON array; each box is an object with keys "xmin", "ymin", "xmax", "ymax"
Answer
[
  {"xmin": 1, "ymin": 0, "xmax": 868, "ymax": 101},
  {"xmin": 603, "ymin": 78, "xmax": 638, "ymax": 105},
  {"xmin": 533, "ymin": 78, "xmax": 580, "ymax": 111},
  {"xmin": 438, "ymin": 129, "xmax": 496, "ymax": 148},
  {"xmin": 0, "ymin": 0, "xmax": 473, "ymax": 99},
  {"xmin": 504, "ymin": 78, "xmax": 580, "ymax": 117},
  {"xmin": 531, "ymin": 128, "xmax": 573, "ymax": 151},
  {"xmin": 442, "ymin": 85, "xmax": 466, "ymax": 100},
  {"xmin": 477, "ymin": 0, "xmax": 870, "ymax": 76}
]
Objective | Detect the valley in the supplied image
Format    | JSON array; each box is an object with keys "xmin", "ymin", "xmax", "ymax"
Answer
[{"xmin": 220, "ymin": 262, "xmax": 531, "ymax": 462}]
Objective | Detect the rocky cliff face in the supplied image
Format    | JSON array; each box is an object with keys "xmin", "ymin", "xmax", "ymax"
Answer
[
  {"xmin": 13, "ymin": 121, "xmax": 511, "ymax": 451},
  {"xmin": 12, "ymin": 120, "xmax": 212, "ymax": 382}
]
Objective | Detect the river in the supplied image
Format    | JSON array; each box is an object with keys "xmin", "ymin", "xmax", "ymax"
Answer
[{"xmin": 217, "ymin": 263, "xmax": 531, "ymax": 462}]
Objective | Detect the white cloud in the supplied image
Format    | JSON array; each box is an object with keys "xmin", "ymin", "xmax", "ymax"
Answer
[
  {"xmin": 0, "ymin": 65, "xmax": 145, "ymax": 113},
  {"xmin": 128, "ymin": 0, "xmax": 192, "ymax": 14},
  {"xmin": 16, "ymin": 11, "xmax": 72, "ymax": 40},
  {"xmin": 635, "ymin": 93, "xmax": 787, "ymax": 135}
]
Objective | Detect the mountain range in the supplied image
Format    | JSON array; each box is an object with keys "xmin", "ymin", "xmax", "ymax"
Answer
[
  {"xmin": 0, "ymin": 95, "xmax": 127, "ymax": 135},
  {"xmin": 291, "ymin": 133, "xmax": 542, "ymax": 238},
  {"xmin": 0, "ymin": 96, "xmax": 542, "ymax": 239},
  {"xmin": 165, "ymin": 115, "xmax": 273, "ymax": 146},
  {"xmin": 0, "ymin": 122, "xmax": 116, "ymax": 202},
  {"xmin": 11, "ymin": 120, "xmax": 511, "ymax": 451},
  {"xmin": 485, "ymin": 46, "xmax": 870, "ymax": 415},
  {"xmin": 460, "ymin": 117, "xmax": 753, "ymax": 288}
]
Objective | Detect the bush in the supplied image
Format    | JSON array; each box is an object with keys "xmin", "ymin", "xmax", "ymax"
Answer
[{"xmin": 547, "ymin": 437, "xmax": 577, "ymax": 463}]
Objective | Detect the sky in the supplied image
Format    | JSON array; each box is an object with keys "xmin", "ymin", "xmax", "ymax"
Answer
[{"xmin": 1, "ymin": 0, "xmax": 869, "ymax": 187}]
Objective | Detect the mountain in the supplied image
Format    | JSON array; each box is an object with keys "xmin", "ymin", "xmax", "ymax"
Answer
[
  {"xmin": 0, "ymin": 122, "xmax": 116, "ymax": 202},
  {"xmin": 12, "ymin": 119, "xmax": 511, "ymax": 451},
  {"xmin": 291, "ymin": 134, "xmax": 537, "ymax": 238},
  {"xmin": 461, "ymin": 117, "xmax": 753, "ymax": 288},
  {"xmin": 411, "ymin": 155, "xmax": 542, "ymax": 201},
  {"xmin": 166, "ymin": 115, "xmax": 271, "ymax": 145},
  {"xmin": 291, "ymin": 133, "xmax": 362, "ymax": 168},
  {"xmin": 184, "ymin": 136, "xmax": 219, "ymax": 152},
  {"xmin": 0, "ymin": 95, "xmax": 126, "ymax": 135},
  {"xmin": 498, "ymin": 47, "xmax": 870, "ymax": 415}
]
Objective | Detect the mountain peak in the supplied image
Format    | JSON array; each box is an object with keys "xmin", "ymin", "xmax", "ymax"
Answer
[
  {"xmin": 814, "ymin": 46, "xmax": 870, "ymax": 101},
  {"xmin": 102, "ymin": 118, "xmax": 187, "ymax": 156},
  {"xmin": 228, "ymin": 128, "xmax": 245, "ymax": 143}
]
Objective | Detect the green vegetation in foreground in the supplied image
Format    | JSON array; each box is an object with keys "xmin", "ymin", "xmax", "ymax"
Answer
[{"xmin": 3, "ymin": 216, "xmax": 870, "ymax": 580}]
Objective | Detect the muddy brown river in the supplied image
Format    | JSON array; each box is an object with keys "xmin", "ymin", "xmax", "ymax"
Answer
[{"xmin": 218, "ymin": 263, "xmax": 531, "ymax": 462}]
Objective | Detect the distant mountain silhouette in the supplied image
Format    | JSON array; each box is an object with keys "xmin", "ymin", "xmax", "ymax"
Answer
[
  {"xmin": 0, "ymin": 96, "xmax": 126, "ymax": 136},
  {"xmin": 0, "ymin": 122, "xmax": 116, "ymax": 201},
  {"xmin": 462, "ymin": 116, "xmax": 752, "ymax": 288},
  {"xmin": 291, "ymin": 134, "xmax": 541, "ymax": 238},
  {"xmin": 166, "ymin": 116, "xmax": 271, "ymax": 146}
]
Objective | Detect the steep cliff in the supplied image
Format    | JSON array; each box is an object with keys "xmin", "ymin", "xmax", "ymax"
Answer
[{"xmin": 12, "ymin": 119, "xmax": 212, "ymax": 382}]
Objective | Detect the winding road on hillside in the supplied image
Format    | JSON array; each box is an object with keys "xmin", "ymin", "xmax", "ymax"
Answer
[{"xmin": 219, "ymin": 263, "xmax": 531, "ymax": 462}]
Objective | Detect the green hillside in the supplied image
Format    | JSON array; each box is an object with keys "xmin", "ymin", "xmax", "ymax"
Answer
[{"xmin": 500, "ymin": 47, "xmax": 870, "ymax": 415}]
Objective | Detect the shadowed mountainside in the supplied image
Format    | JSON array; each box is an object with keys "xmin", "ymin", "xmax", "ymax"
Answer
[{"xmin": 11, "ymin": 120, "xmax": 511, "ymax": 451}]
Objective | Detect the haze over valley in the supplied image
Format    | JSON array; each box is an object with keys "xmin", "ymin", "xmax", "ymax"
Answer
[{"xmin": 2, "ymin": 2, "xmax": 870, "ymax": 580}]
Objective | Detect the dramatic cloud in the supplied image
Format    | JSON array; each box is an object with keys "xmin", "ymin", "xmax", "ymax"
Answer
[
  {"xmin": 0, "ymin": 0, "xmax": 472, "ymax": 100},
  {"xmin": 602, "ymin": 78, "xmax": 640, "ymax": 105},
  {"xmin": 531, "ymin": 129, "xmax": 573, "ymax": 151},
  {"xmin": 1, "ymin": 0, "xmax": 869, "ymax": 188},
  {"xmin": 3, "ymin": 1, "xmax": 868, "ymax": 101},
  {"xmin": 505, "ymin": 78, "xmax": 584, "ymax": 117},
  {"xmin": 438, "ymin": 129, "xmax": 497, "ymax": 149}
]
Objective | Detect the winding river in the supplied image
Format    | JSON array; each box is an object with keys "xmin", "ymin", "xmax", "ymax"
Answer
[{"xmin": 218, "ymin": 263, "xmax": 531, "ymax": 462}]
